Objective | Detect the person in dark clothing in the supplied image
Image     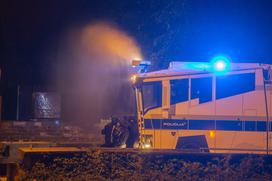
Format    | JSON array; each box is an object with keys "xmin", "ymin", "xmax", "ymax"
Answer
[
  {"xmin": 101, "ymin": 117, "xmax": 120, "ymax": 147},
  {"xmin": 101, "ymin": 121, "xmax": 114, "ymax": 147},
  {"xmin": 112, "ymin": 121, "xmax": 129, "ymax": 147},
  {"xmin": 124, "ymin": 116, "xmax": 138, "ymax": 148}
]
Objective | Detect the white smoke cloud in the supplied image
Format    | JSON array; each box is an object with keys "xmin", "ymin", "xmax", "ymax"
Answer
[{"xmin": 56, "ymin": 21, "xmax": 142, "ymax": 140}]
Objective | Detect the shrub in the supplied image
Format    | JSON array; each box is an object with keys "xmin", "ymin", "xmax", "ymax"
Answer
[{"xmin": 18, "ymin": 151, "xmax": 272, "ymax": 181}]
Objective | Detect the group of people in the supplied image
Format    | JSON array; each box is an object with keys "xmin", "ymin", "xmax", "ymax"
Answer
[{"xmin": 101, "ymin": 116, "xmax": 138, "ymax": 148}]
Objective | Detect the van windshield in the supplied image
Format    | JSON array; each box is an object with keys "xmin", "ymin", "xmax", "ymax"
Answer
[{"xmin": 142, "ymin": 81, "xmax": 162, "ymax": 112}]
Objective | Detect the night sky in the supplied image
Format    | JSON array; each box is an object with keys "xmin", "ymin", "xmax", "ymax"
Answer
[{"xmin": 1, "ymin": 0, "xmax": 272, "ymax": 120}]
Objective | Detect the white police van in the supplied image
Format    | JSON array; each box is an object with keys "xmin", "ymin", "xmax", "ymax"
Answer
[{"xmin": 133, "ymin": 56, "xmax": 272, "ymax": 154}]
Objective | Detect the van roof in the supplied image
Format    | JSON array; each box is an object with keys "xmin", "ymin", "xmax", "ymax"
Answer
[{"xmin": 138, "ymin": 62, "xmax": 270, "ymax": 79}]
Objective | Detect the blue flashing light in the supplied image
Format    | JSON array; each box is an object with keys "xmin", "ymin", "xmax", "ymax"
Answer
[
  {"xmin": 184, "ymin": 62, "xmax": 211, "ymax": 70},
  {"xmin": 211, "ymin": 56, "xmax": 231, "ymax": 74}
]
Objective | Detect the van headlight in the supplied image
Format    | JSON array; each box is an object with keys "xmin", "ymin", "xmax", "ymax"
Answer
[
  {"xmin": 143, "ymin": 135, "xmax": 153, "ymax": 149},
  {"xmin": 143, "ymin": 143, "xmax": 151, "ymax": 148}
]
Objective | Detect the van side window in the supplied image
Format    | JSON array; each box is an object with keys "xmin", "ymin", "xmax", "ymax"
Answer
[
  {"xmin": 191, "ymin": 77, "xmax": 212, "ymax": 103},
  {"xmin": 216, "ymin": 73, "xmax": 255, "ymax": 99},
  {"xmin": 170, "ymin": 79, "xmax": 189, "ymax": 105},
  {"xmin": 142, "ymin": 81, "xmax": 162, "ymax": 112}
]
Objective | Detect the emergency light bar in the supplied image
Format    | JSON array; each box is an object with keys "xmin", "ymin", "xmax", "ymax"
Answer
[
  {"xmin": 131, "ymin": 60, "xmax": 151, "ymax": 67},
  {"xmin": 169, "ymin": 55, "xmax": 231, "ymax": 74},
  {"xmin": 131, "ymin": 59, "xmax": 151, "ymax": 73}
]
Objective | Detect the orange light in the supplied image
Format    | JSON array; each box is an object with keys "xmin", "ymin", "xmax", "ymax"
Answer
[
  {"xmin": 209, "ymin": 131, "xmax": 215, "ymax": 138},
  {"xmin": 130, "ymin": 74, "xmax": 137, "ymax": 83},
  {"xmin": 131, "ymin": 59, "xmax": 142, "ymax": 67}
]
